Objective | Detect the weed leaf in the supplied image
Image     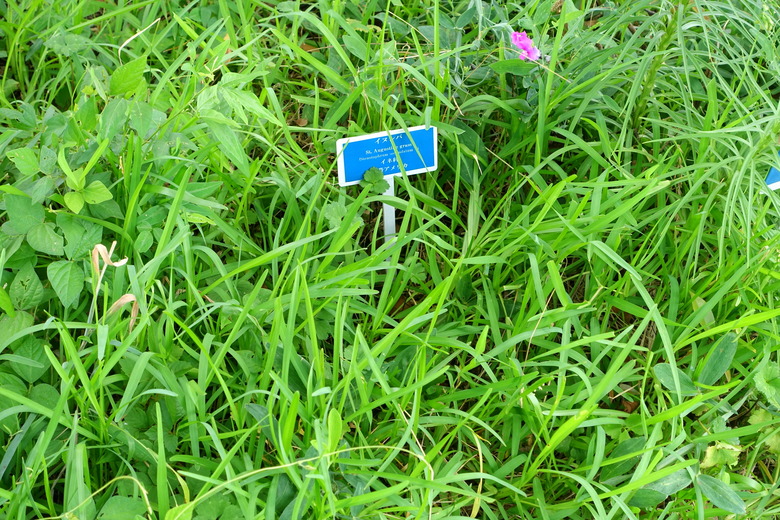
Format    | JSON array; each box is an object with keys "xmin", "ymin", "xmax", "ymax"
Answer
[
  {"xmin": 645, "ymin": 469, "xmax": 692, "ymax": 496},
  {"xmin": 47, "ymin": 260, "xmax": 84, "ymax": 309},
  {"xmin": 11, "ymin": 336, "xmax": 48, "ymax": 383},
  {"xmin": 64, "ymin": 192, "xmax": 85, "ymax": 214},
  {"xmin": 601, "ymin": 436, "xmax": 646, "ymax": 482},
  {"xmin": 9, "ymin": 263, "xmax": 44, "ymax": 310},
  {"xmin": 696, "ymin": 474, "xmax": 746, "ymax": 514},
  {"xmin": 754, "ymin": 364, "xmax": 780, "ymax": 408},
  {"xmin": 0, "ymin": 287, "xmax": 15, "ymax": 317},
  {"xmin": 6, "ymin": 148, "xmax": 39, "ymax": 176},
  {"xmin": 82, "ymin": 180, "xmax": 113, "ymax": 205},
  {"xmin": 27, "ymin": 222, "xmax": 64, "ymax": 255},
  {"xmin": 5, "ymin": 194, "xmax": 44, "ymax": 234},
  {"xmin": 653, "ymin": 363, "xmax": 698, "ymax": 396},
  {"xmin": 110, "ymin": 55, "xmax": 147, "ymax": 96},
  {"xmin": 698, "ymin": 333, "xmax": 737, "ymax": 386},
  {"xmin": 204, "ymin": 119, "xmax": 249, "ymax": 176},
  {"xmin": 490, "ymin": 59, "xmax": 537, "ymax": 76},
  {"xmin": 628, "ymin": 488, "xmax": 666, "ymax": 508},
  {"xmin": 98, "ymin": 98, "xmax": 129, "ymax": 141},
  {"xmin": 98, "ymin": 495, "xmax": 148, "ymax": 519}
]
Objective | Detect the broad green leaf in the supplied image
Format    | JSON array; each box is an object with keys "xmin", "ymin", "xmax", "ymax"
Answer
[
  {"xmin": 5, "ymin": 194, "xmax": 44, "ymax": 234},
  {"xmin": 0, "ymin": 372, "xmax": 25, "ymax": 430},
  {"xmin": 653, "ymin": 363, "xmax": 698, "ymax": 396},
  {"xmin": 165, "ymin": 503, "xmax": 193, "ymax": 520},
  {"xmin": 64, "ymin": 169, "xmax": 85, "ymax": 191},
  {"xmin": 559, "ymin": 0, "xmax": 583, "ymax": 24},
  {"xmin": 692, "ymin": 296, "xmax": 715, "ymax": 326},
  {"xmin": 2, "ymin": 78, "xmax": 19, "ymax": 101},
  {"xmin": 327, "ymin": 408, "xmax": 343, "ymax": 452},
  {"xmin": 5, "ymin": 242, "xmax": 37, "ymax": 269},
  {"xmin": 455, "ymin": 6, "xmax": 477, "ymax": 27},
  {"xmin": 129, "ymin": 100, "xmax": 166, "ymax": 139},
  {"xmin": 0, "ymin": 311, "xmax": 33, "ymax": 348},
  {"xmin": 47, "ymin": 260, "xmax": 84, "ymax": 309},
  {"xmin": 110, "ymin": 55, "xmax": 147, "ymax": 96},
  {"xmin": 343, "ymin": 34, "xmax": 368, "ymax": 60},
  {"xmin": 29, "ymin": 383, "xmax": 60, "ymax": 409},
  {"xmin": 194, "ymin": 494, "xmax": 231, "ymax": 520},
  {"xmin": 455, "ymin": 273, "xmax": 475, "ymax": 301},
  {"xmin": 26, "ymin": 222, "xmax": 64, "ymax": 255},
  {"xmin": 245, "ymin": 403, "xmax": 276, "ymax": 438},
  {"xmin": 489, "ymin": 59, "xmax": 537, "ymax": 76},
  {"xmin": 184, "ymin": 212, "xmax": 216, "ymax": 225},
  {"xmin": 82, "ymin": 180, "xmax": 113, "ymax": 205},
  {"xmin": 204, "ymin": 119, "xmax": 250, "ymax": 176},
  {"xmin": 64, "ymin": 192, "xmax": 85, "ymax": 214},
  {"xmin": 1, "ymin": 102, "xmax": 35, "ymax": 130},
  {"xmin": 6, "ymin": 148, "xmax": 39, "ymax": 176},
  {"xmin": 44, "ymin": 31, "xmax": 92, "ymax": 56},
  {"xmin": 0, "ymin": 184, "xmax": 29, "ymax": 197},
  {"xmin": 76, "ymin": 96, "xmax": 98, "ymax": 132},
  {"xmin": 645, "ymin": 468, "xmax": 692, "ymax": 496},
  {"xmin": 696, "ymin": 474, "xmax": 746, "ymax": 514},
  {"xmin": 628, "ymin": 488, "xmax": 666, "ymax": 508},
  {"xmin": 129, "ymin": 100, "xmax": 153, "ymax": 137},
  {"xmin": 698, "ymin": 333, "xmax": 737, "ymax": 386},
  {"xmin": 58, "ymin": 214, "xmax": 103, "ymax": 260},
  {"xmin": 754, "ymin": 364, "xmax": 780, "ymax": 408},
  {"xmin": 0, "ymin": 287, "xmax": 15, "ymax": 317},
  {"xmin": 10, "ymin": 336, "xmax": 48, "ymax": 383},
  {"xmin": 600, "ymin": 436, "xmax": 646, "ymax": 482},
  {"xmin": 9, "ymin": 263, "xmax": 44, "ymax": 310},
  {"xmin": 272, "ymin": 474, "xmax": 296, "ymax": 515},
  {"xmin": 98, "ymin": 495, "xmax": 148, "ymax": 520},
  {"xmin": 0, "ymin": 231, "xmax": 25, "ymax": 260},
  {"xmin": 134, "ymin": 230, "xmax": 153, "ymax": 254},
  {"xmin": 221, "ymin": 87, "xmax": 276, "ymax": 123},
  {"xmin": 28, "ymin": 176, "xmax": 55, "ymax": 205},
  {"xmin": 98, "ymin": 98, "xmax": 129, "ymax": 141},
  {"xmin": 39, "ymin": 146, "xmax": 57, "ymax": 175},
  {"xmin": 89, "ymin": 199, "xmax": 124, "ymax": 219}
]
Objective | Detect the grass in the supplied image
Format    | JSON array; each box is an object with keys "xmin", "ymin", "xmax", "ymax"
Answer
[{"xmin": 2, "ymin": 0, "xmax": 780, "ymax": 518}]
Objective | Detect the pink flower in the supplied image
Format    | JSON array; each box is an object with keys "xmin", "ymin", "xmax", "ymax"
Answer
[{"xmin": 511, "ymin": 31, "xmax": 541, "ymax": 61}]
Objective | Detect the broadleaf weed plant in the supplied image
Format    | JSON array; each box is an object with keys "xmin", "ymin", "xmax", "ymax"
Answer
[{"xmin": 2, "ymin": 0, "xmax": 780, "ymax": 518}]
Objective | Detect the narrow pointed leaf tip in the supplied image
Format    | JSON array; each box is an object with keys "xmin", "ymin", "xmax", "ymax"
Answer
[{"xmin": 511, "ymin": 31, "xmax": 541, "ymax": 61}]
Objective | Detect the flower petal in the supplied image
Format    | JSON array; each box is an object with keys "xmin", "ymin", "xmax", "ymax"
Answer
[{"xmin": 511, "ymin": 31, "xmax": 540, "ymax": 61}]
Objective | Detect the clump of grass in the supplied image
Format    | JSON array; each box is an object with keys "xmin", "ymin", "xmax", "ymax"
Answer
[{"xmin": 2, "ymin": 0, "xmax": 780, "ymax": 518}]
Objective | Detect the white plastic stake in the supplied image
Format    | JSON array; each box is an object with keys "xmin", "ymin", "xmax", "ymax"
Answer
[{"xmin": 383, "ymin": 176, "xmax": 396, "ymax": 243}]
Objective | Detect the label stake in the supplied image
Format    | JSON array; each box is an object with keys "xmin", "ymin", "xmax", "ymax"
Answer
[
  {"xmin": 383, "ymin": 176, "xmax": 396, "ymax": 243},
  {"xmin": 335, "ymin": 125, "xmax": 438, "ymax": 247}
]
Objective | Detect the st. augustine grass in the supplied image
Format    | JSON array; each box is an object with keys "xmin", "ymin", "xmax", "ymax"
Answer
[{"xmin": 2, "ymin": 0, "xmax": 780, "ymax": 518}]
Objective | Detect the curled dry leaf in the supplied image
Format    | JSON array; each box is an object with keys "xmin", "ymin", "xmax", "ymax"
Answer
[
  {"xmin": 107, "ymin": 293, "xmax": 139, "ymax": 332},
  {"xmin": 91, "ymin": 241, "xmax": 128, "ymax": 275}
]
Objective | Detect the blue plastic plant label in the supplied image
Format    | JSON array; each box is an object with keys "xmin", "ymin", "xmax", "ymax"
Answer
[
  {"xmin": 336, "ymin": 125, "xmax": 438, "ymax": 186},
  {"xmin": 767, "ymin": 150, "xmax": 780, "ymax": 190}
]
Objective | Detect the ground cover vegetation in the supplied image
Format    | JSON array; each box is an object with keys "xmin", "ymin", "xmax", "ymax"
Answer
[{"xmin": 2, "ymin": 0, "xmax": 780, "ymax": 518}]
